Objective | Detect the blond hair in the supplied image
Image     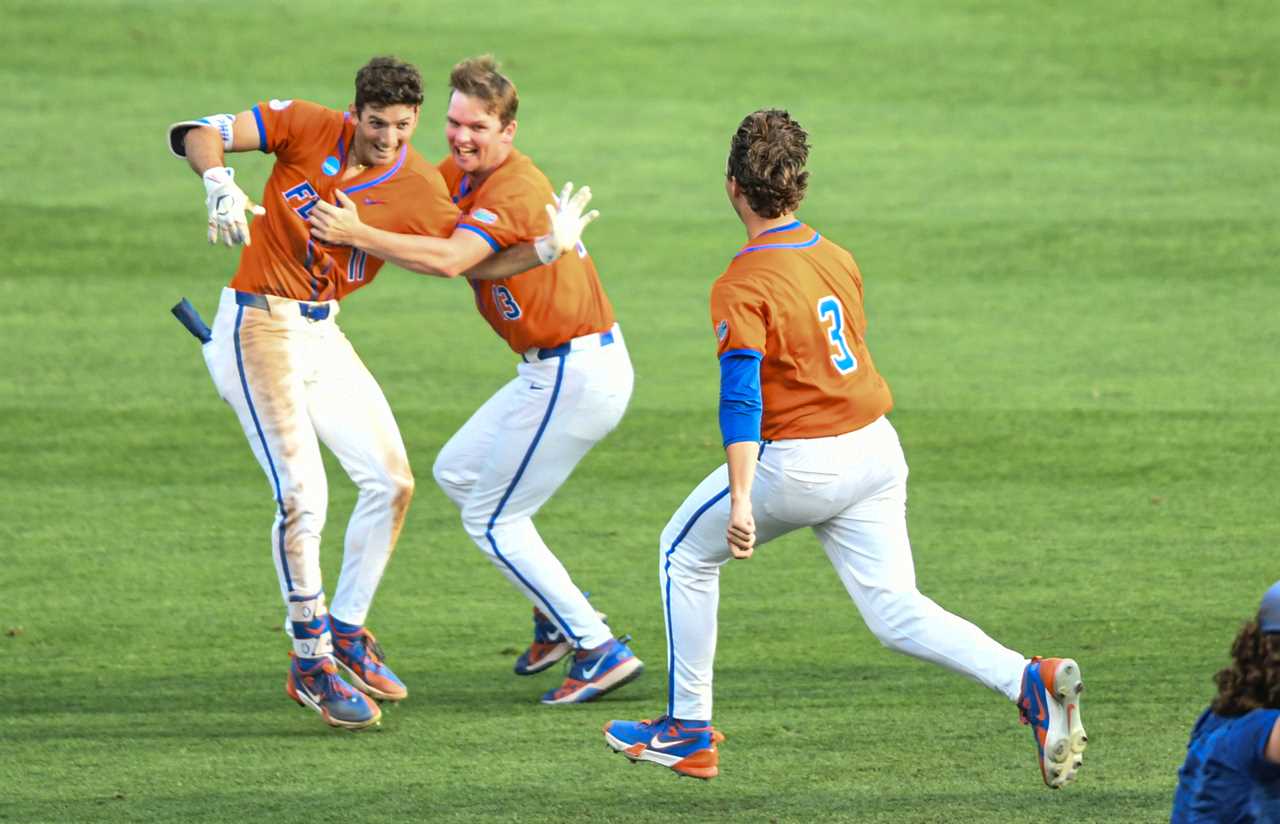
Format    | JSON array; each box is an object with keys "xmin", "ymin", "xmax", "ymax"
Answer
[{"xmin": 449, "ymin": 55, "xmax": 519, "ymax": 126}]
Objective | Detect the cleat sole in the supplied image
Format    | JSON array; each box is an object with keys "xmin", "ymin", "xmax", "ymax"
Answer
[{"xmin": 1042, "ymin": 659, "xmax": 1086, "ymax": 788}]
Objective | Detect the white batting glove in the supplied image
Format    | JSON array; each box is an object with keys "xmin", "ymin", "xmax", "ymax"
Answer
[
  {"xmin": 534, "ymin": 182, "xmax": 599, "ymax": 264},
  {"xmin": 203, "ymin": 166, "xmax": 265, "ymax": 247}
]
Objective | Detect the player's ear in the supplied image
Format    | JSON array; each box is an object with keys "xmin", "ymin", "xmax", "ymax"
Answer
[
  {"xmin": 347, "ymin": 103, "xmax": 359, "ymax": 121},
  {"xmin": 502, "ymin": 119, "xmax": 517, "ymax": 144}
]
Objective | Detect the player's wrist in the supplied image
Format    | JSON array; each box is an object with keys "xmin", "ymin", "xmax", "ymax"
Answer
[
  {"xmin": 202, "ymin": 166, "xmax": 236, "ymax": 194},
  {"xmin": 534, "ymin": 233, "xmax": 559, "ymax": 265}
]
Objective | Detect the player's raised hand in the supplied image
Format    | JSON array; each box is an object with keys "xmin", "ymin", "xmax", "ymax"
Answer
[
  {"xmin": 534, "ymin": 181, "xmax": 600, "ymax": 264},
  {"xmin": 309, "ymin": 189, "xmax": 365, "ymax": 246},
  {"xmin": 727, "ymin": 498, "xmax": 756, "ymax": 559},
  {"xmin": 203, "ymin": 166, "xmax": 264, "ymax": 247}
]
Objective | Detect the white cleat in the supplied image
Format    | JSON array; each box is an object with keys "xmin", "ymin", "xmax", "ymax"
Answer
[{"xmin": 1018, "ymin": 656, "xmax": 1088, "ymax": 788}]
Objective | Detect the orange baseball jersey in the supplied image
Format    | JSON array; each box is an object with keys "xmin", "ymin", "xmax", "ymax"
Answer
[
  {"xmin": 231, "ymin": 99, "xmax": 459, "ymax": 302},
  {"xmin": 711, "ymin": 221, "xmax": 893, "ymax": 440},
  {"xmin": 438, "ymin": 149, "xmax": 615, "ymax": 353}
]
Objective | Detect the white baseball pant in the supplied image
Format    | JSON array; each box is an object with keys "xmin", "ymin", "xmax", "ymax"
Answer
[
  {"xmin": 433, "ymin": 325, "xmax": 633, "ymax": 651},
  {"xmin": 660, "ymin": 415, "xmax": 1028, "ymax": 721},
  {"xmin": 201, "ymin": 287, "xmax": 413, "ymax": 645}
]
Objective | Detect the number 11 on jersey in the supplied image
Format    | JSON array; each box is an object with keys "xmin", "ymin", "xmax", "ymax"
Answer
[{"xmin": 817, "ymin": 296, "xmax": 858, "ymax": 375}]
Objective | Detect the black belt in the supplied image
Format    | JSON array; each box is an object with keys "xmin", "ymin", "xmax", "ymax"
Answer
[{"xmin": 235, "ymin": 290, "xmax": 331, "ymax": 321}]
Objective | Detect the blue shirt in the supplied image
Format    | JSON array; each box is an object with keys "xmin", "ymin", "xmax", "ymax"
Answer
[{"xmin": 1172, "ymin": 708, "xmax": 1280, "ymax": 823}]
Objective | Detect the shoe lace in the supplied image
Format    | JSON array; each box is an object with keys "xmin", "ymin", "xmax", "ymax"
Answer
[
  {"xmin": 361, "ymin": 629, "xmax": 387, "ymax": 664},
  {"xmin": 559, "ymin": 633, "xmax": 632, "ymax": 679},
  {"xmin": 337, "ymin": 629, "xmax": 387, "ymax": 668},
  {"xmin": 321, "ymin": 668, "xmax": 359, "ymax": 701},
  {"xmin": 299, "ymin": 658, "xmax": 359, "ymax": 701}
]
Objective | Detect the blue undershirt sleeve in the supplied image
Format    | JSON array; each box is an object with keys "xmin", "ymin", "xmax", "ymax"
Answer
[{"xmin": 719, "ymin": 350, "xmax": 763, "ymax": 447}]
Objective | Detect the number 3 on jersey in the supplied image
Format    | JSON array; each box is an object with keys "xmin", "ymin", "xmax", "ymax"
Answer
[
  {"xmin": 817, "ymin": 296, "xmax": 858, "ymax": 374},
  {"xmin": 493, "ymin": 285, "xmax": 522, "ymax": 320}
]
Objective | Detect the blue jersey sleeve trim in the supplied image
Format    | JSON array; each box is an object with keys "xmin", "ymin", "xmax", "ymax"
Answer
[
  {"xmin": 458, "ymin": 222, "xmax": 502, "ymax": 252},
  {"xmin": 719, "ymin": 353, "xmax": 762, "ymax": 447},
  {"xmin": 252, "ymin": 105, "xmax": 267, "ymax": 153},
  {"xmin": 718, "ymin": 347, "xmax": 763, "ymax": 362}
]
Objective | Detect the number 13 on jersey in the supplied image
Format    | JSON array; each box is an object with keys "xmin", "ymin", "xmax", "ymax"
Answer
[{"xmin": 817, "ymin": 296, "xmax": 858, "ymax": 375}]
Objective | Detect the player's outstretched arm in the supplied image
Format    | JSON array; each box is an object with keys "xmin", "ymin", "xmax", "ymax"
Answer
[
  {"xmin": 168, "ymin": 111, "xmax": 265, "ymax": 247},
  {"xmin": 467, "ymin": 182, "xmax": 601, "ymax": 280},
  {"xmin": 307, "ymin": 190, "xmax": 487, "ymax": 277},
  {"xmin": 307, "ymin": 184, "xmax": 599, "ymax": 280}
]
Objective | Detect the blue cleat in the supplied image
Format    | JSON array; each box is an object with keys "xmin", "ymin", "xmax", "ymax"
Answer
[
  {"xmin": 285, "ymin": 653, "xmax": 382, "ymax": 730},
  {"xmin": 540, "ymin": 637, "xmax": 643, "ymax": 704},
  {"xmin": 1018, "ymin": 656, "xmax": 1087, "ymax": 788},
  {"xmin": 514, "ymin": 607, "xmax": 572, "ymax": 676},
  {"xmin": 331, "ymin": 627, "xmax": 408, "ymax": 702},
  {"xmin": 514, "ymin": 600, "xmax": 608, "ymax": 676},
  {"xmin": 603, "ymin": 716, "xmax": 724, "ymax": 779}
]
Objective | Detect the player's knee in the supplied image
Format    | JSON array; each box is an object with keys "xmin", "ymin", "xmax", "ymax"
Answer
[
  {"xmin": 863, "ymin": 589, "xmax": 923, "ymax": 651},
  {"xmin": 659, "ymin": 519, "xmax": 683, "ymax": 555},
  {"xmin": 432, "ymin": 456, "xmax": 470, "ymax": 508},
  {"xmin": 280, "ymin": 486, "xmax": 326, "ymax": 537},
  {"xmin": 388, "ymin": 466, "xmax": 415, "ymax": 515},
  {"xmin": 360, "ymin": 462, "xmax": 414, "ymax": 509}
]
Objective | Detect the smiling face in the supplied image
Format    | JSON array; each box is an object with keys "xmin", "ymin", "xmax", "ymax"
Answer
[
  {"xmin": 349, "ymin": 102, "xmax": 418, "ymax": 167},
  {"xmin": 444, "ymin": 90, "xmax": 515, "ymax": 180}
]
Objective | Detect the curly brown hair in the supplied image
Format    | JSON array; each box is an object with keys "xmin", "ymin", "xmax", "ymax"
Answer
[
  {"xmin": 726, "ymin": 109, "xmax": 810, "ymax": 219},
  {"xmin": 354, "ymin": 56, "xmax": 424, "ymax": 113},
  {"xmin": 1211, "ymin": 620, "xmax": 1280, "ymax": 716},
  {"xmin": 450, "ymin": 55, "xmax": 519, "ymax": 127}
]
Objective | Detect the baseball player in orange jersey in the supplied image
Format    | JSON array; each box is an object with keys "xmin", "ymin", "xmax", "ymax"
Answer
[
  {"xmin": 604, "ymin": 110, "xmax": 1088, "ymax": 785},
  {"xmin": 168, "ymin": 57, "xmax": 595, "ymax": 730},
  {"xmin": 307, "ymin": 55, "xmax": 643, "ymax": 705}
]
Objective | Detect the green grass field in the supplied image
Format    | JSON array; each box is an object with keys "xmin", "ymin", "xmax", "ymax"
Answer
[{"xmin": 3, "ymin": 1, "xmax": 1278, "ymax": 821}]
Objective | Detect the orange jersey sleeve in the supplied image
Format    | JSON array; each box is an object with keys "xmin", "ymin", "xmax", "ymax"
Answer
[
  {"xmin": 439, "ymin": 150, "xmax": 615, "ymax": 353},
  {"xmin": 229, "ymin": 100, "xmax": 459, "ymax": 302},
  {"xmin": 710, "ymin": 222, "xmax": 893, "ymax": 440}
]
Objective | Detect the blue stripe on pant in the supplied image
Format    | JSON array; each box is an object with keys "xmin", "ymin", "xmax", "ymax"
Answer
[
  {"xmin": 233, "ymin": 305, "xmax": 292, "ymax": 591},
  {"xmin": 483, "ymin": 355, "xmax": 581, "ymax": 642},
  {"xmin": 662, "ymin": 484, "xmax": 730, "ymax": 719}
]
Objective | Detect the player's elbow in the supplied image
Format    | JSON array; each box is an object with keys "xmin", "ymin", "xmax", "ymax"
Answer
[{"xmin": 433, "ymin": 260, "xmax": 467, "ymax": 278}]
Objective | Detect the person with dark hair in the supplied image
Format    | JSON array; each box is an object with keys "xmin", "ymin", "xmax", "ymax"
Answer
[
  {"xmin": 304, "ymin": 54, "xmax": 643, "ymax": 706},
  {"xmin": 1172, "ymin": 582, "xmax": 1280, "ymax": 822},
  {"xmin": 602, "ymin": 109, "xmax": 1088, "ymax": 785},
  {"xmin": 165, "ymin": 56, "xmax": 593, "ymax": 730}
]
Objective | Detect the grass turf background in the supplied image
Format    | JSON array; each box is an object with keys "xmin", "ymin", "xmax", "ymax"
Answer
[{"xmin": 2, "ymin": 1, "xmax": 1278, "ymax": 821}]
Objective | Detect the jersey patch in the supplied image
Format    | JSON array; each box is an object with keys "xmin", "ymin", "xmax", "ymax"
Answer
[
  {"xmin": 321, "ymin": 156, "xmax": 340, "ymax": 176},
  {"xmin": 716, "ymin": 319, "xmax": 729, "ymax": 342},
  {"xmin": 471, "ymin": 207, "xmax": 499, "ymax": 225},
  {"xmin": 269, "ymin": 98, "xmax": 294, "ymax": 111}
]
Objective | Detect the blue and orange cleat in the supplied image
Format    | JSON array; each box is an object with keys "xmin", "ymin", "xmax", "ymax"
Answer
[
  {"xmin": 1018, "ymin": 656, "xmax": 1087, "ymax": 788},
  {"xmin": 514, "ymin": 607, "xmax": 573, "ymax": 676},
  {"xmin": 285, "ymin": 653, "xmax": 382, "ymax": 731},
  {"xmin": 331, "ymin": 626, "xmax": 408, "ymax": 702},
  {"xmin": 540, "ymin": 637, "xmax": 643, "ymax": 704},
  {"xmin": 603, "ymin": 716, "xmax": 725, "ymax": 779}
]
